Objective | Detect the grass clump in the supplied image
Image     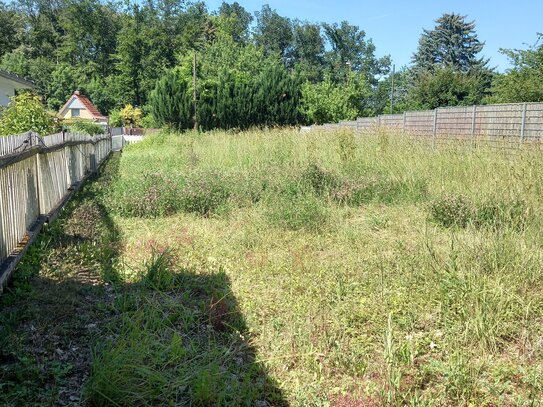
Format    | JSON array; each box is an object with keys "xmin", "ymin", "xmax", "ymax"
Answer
[
  {"xmin": 332, "ymin": 175, "xmax": 427, "ymax": 206},
  {"xmin": 141, "ymin": 249, "xmax": 176, "ymax": 291},
  {"xmin": 430, "ymin": 194, "xmax": 530, "ymax": 230},
  {"xmin": 429, "ymin": 194, "xmax": 475, "ymax": 228},
  {"xmin": 475, "ymin": 198, "xmax": 529, "ymax": 231},
  {"xmin": 179, "ymin": 169, "xmax": 232, "ymax": 216},
  {"xmin": 301, "ymin": 163, "xmax": 340, "ymax": 196},
  {"xmin": 109, "ymin": 171, "xmax": 181, "ymax": 218},
  {"xmin": 267, "ymin": 192, "xmax": 329, "ymax": 232}
]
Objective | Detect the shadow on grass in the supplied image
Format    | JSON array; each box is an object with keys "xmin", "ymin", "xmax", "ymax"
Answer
[
  {"xmin": 87, "ymin": 264, "xmax": 286, "ymax": 406},
  {"xmin": 0, "ymin": 153, "xmax": 286, "ymax": 406}
]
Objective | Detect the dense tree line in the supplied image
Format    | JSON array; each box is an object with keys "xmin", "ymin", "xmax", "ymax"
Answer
[{"xmin": 0, "ymin": 1, "xmax": 541, "ymax": 129}]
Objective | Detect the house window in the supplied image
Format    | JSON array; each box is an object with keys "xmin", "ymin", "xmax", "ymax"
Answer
[{"xmin": 71, "ymin": 108, "xmax": 81, "ymax": 118}]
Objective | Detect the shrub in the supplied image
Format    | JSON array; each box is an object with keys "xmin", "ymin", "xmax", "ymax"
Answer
[
  {"xmin": 120, "ymin": 104, "xmax": 143, "ymax": 127},
  {"xmin": 0, "ymin": 93, "xmax": 57, "ymax": 136},
  {"xmin": 68, "ymin": 120, "xmax": 104, "ymax": 136},
  {"xmin": 108, "ymin": 109, "xmax": 123, "ymax": 127},
  {"xmin": 429, "ymin": 194, "xmax": 475, "ymax": 228}
]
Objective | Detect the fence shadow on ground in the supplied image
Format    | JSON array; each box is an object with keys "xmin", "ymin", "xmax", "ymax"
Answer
[{"xmin": 0, "ymin": 153, "xmax": 287, "ymax": 406}]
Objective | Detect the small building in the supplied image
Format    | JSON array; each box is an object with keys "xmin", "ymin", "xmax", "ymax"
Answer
[
  {"xmin": 0, "ymin": 70, "xmax": 35, "ymax": 106},
  {"xmin": 58, "ymin": 91, "xmax": 108, "ymax": 125}
]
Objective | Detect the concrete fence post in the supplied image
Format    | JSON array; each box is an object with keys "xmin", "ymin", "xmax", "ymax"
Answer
[
  {"xmin": 471, "ymin": 105, "xmax": 477, "ymax": 147},
  {"xmin": 432, "ymin": 109, "xmax": 438, "ymax": 148},
  {"xmin": 520, "ymin": 102, "xmax": 527, "ymax": 144}
]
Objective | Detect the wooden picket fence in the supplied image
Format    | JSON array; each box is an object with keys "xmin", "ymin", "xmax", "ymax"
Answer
[
  {"xmin": 315, "ymin": 102, "xmax": 543, "ymax": 148},
  {"xmin": 0, "ymin": 131, "xmax": 111, "ymax": 289}
]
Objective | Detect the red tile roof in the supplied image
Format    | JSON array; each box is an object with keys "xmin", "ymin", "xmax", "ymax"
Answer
[{"xmin": 58, "ymin": 91, "xmax": 107, "ymax": 120}]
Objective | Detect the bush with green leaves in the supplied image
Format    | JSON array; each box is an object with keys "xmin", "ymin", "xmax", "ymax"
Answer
[
  {"xmin": 300, "ymin": 74, "xmax": 372, "ymax": 124},
  {"xmin": 68, "ymin": 120, "xmax": 104, "ymax": 136},
  {"xmin": 0, "ymin": 93, "xmax": 57, "ymax": 136}
]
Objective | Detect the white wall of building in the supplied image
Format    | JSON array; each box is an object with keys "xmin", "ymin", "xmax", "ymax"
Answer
[
  {"xmin": 0, "ymin": 76, "xmax": 34, "ymax": 106},
  {"xmin": 0, "ymin": 77, "xmax": 16, "ymax": 106}
]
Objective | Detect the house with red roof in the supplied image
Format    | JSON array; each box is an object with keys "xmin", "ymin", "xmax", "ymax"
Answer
[{"xmin": 57, "ymin": 91, "xmax": 108, "ymax": 125}]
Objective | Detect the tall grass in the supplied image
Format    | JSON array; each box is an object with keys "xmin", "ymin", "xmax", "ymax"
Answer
[{"xmin": 92, "ymin": 128, "xmax": 543, "ymax": 405}]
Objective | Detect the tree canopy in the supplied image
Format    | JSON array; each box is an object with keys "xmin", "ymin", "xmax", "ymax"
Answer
[
  {"xmin": 0, "ymin": 3, "xmax": 539, "ymax": 130},
  {"xmin": 412, "ymin": 13, "xmax": 488, "ymax": 73},
  {"xmin": 487, "ymin": 34, "xmax": 543, "ymax": 103}
]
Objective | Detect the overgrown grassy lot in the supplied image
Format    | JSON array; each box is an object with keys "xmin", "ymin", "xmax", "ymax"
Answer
[{"xmin": 2, "ymin": 129, "xmax": 543, "ymax": 406}]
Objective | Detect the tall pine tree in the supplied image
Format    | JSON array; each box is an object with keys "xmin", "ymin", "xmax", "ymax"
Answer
[{"xmin": 412, "ymin": 13, "xmax": 488, "ymax": 73}]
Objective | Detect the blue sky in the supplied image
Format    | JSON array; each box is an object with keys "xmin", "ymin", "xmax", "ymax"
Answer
[{"xmin": 205, "ymin": 0, "xmax": 542, "ymax": 72}]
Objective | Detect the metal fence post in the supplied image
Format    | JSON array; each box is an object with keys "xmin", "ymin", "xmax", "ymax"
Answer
[
  {"xmin": 520, "ymin": 102, "xmax": 527, "ymax": 144},
  {"xmin": 432, "ymin": 109, "xmax": 438, "ymax": 148}
]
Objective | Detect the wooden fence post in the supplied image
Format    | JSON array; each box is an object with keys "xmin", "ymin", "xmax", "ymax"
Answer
[
  {"xmin": 403, "ymin": 112, "xmax": 406, "ymax": 135},
  {"xmin": 30, "ymin": 131, "xmax": 43, "ymax": 216}
]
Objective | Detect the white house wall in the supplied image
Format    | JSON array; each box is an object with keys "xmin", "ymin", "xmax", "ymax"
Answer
[
  {"xmin": 0, "ymin": 77, "xmax": 16, "ymax": 106},
  {"xmin": 0, "ymin": 76, "xmax": 34, "ymax": 106}
]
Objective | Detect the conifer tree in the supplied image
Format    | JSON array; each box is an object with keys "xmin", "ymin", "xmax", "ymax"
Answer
[
  {"xmin": 412, "ymin": 13, "xmax": 488, "ymax": 73},
  {"xmin": 149, "ymin": 70, "xmax": 192, "ymax": 130}
]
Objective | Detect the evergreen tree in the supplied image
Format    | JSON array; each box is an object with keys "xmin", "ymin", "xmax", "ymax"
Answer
[
  {"xmin": 253, "ymin": 62, "xmax": 301, "ymax": 126},
  {"xmin": 149, "ymin": 69, "xmax": 192, "ymax": 130},
  {"xmin": 412, "ymin": 13, "xmax": 488, "ymax": 73},
  {"xmin": 409, "ymin": 13, "xmax": 493, "ymax": 108}
]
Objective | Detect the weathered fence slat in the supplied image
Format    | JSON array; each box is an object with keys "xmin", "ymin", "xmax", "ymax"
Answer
[{"xmin": 0, "ymin": 132, "xmax": 112, "ymax": 291}]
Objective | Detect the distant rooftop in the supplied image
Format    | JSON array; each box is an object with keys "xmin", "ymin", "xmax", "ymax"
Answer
[
  {"xmin": 0, "ymin": 69, "xmax": 35, "ymax": 88},
  {"xmin": 58, "ymin": 90, "xmax": 108, "ymax": 120}
]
